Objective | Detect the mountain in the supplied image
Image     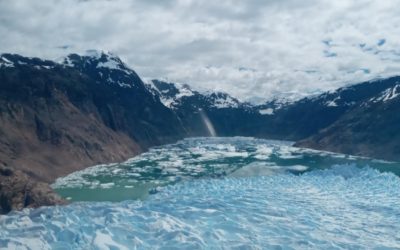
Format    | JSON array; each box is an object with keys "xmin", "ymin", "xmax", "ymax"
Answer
[
  {"xmin": 295, "ymin": 77, "xmax": 400, "ymax": 161},
  {"xmin": 146, "ymin": 79, "xmax": 278, "ymax": 138},
  {"xmin": 251, "ymin": 77, "xmax": 400, "ymax": 141},
  {"xmin": 3, "ymin": 51, "xmax": 400, "ymax": 214},
  {"xmin": 60, "ymin": 51, "xmax": 186, "ymax": 148},
  {"xmin": 0, "ymin": 52, "xmax": 185, "ymax": 183},
  {"xmin": 115, "ymin": 75, "xmax": 400, "ymax": 157},
  {"xmin": 1, "ymin": 50, "xmax": 400, "ymax": 185}
]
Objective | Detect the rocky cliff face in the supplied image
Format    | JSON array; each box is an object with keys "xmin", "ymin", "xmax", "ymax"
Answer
[
  {"xmin": 0, "ymin": 167, "xmax": 66, "ymax": 214},
  {"xmin": 60, "ymin": 51, "xmax": 186, "ymax": 148},
  {"xmin": 0, "ymin": 52, "xmax": 186, "ymax": 183}
]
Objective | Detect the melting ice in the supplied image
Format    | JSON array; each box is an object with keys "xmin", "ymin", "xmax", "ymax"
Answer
[{"xmin": 1, "ymin": 137, "xmax": 400, "ymax": 249}]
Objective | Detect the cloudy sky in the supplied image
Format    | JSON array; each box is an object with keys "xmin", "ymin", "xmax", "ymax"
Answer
[{"xmin": 1, "ymin": 0, "xmax": 400, "ymax": 102}]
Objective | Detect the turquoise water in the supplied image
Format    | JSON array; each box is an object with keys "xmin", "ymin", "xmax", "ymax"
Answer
[
  {"xmin": 1, "ymin": 137, "xmax": 400, "ymax": 249},
  {"xmin": 52, "ymin": 137, "xmax": 400, "ymax": 202}
]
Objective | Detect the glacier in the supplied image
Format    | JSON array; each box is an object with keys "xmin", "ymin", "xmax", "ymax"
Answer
[{"xmin": 1, "ymin": 137, "xmax": 400, "ymax": 249}]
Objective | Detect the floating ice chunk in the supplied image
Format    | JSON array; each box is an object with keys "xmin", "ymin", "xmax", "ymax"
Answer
[
  {"xmin": 287, "ymin": 165, "xmax": 309, "ymax": 172},
  {"xmin": 52, "ymin": 137, "xmax": 399, "ymax": 203},
  {"xmin": 254, "ymin": 144, "xmax": 273, "ymax": 159},
  {"xmin": 230, "ymin": 162, "xmax": 281, "ymax": 177},
  {"xmin": 99, "ymin": 183, "xmax": 115, "ymax": 189},
  {"xmin": 277, "ymin": 146, "xmax": 304, "ymax": 159}
]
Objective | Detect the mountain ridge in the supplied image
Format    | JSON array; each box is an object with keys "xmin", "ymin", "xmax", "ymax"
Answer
[
  {"xmin": 295, "ymin": 76, "xmax": 400, "ymax": 161},
  {"xmin": 0, "ymin": 52, "xmax": 186, "ymax": 183},
  {"xmin": 1, "ymin": 51, "xmax": 400, "ymax": 185}
]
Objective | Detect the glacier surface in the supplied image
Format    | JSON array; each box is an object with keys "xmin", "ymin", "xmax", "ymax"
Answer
[
  {"xmin": 1, "ymin": 137, "xmax": 400, "ymax": 249},
  {"xmin": 1, "ymin": 166, "xmax": 400, "ymax": 249}
]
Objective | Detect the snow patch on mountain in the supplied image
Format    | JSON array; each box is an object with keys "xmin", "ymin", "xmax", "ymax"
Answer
[
  {"xmin": 84, "ymin": 49, "xmax": 104, "ymax": 59},
  {"xmin": 206, "ymin": 92, "xmax": 240, "ymax": 109},
  {"xmin": 146, "ymin": 80, "xmax": 196, "ymax": 108},
  {"xmin": 95, "ymin": 54, "xmax": 132, "ymax": 75},
  {"xmin": 0, "ymin": 54, "xmax": 56, "ymax": 70},
  {"xmin": 144, "ymin": 80, "xmax": 177, "ymax": 108},
  {"xmin": 60, "ymin": 50, "xmax": 140, "ymax": 89},
  {"xmin": 104, "ymin": 77, "xmax": 132, "ymax": 88},
  {"xmin": 61, "ymin": 56, "xmax": 74, "ymax": 67},
  {"xmin": 62, "ymin": 50, "xmax": 130, "ymax": 72},
  {"xmin": 256, "ymin": 98, "xmax": 294, "ymax": 114},
  {"xmin": 97, "ymin": 60, "xmax": 122, "ymax": 71},
  {"xmin": 371, "ymin": 84, "xmax": 400, "ymax": 103},
  {"xmin": 174, "ymin": 83, "xmax": 195, "ymax": 99},
  {"xmin": 17, "ymin": 60, "xmax": 27, "ymax": 65},
  {"xmin": 143, "ymin": 79, "xmax": 160, "ymax": 93},
  {"xmin": 146, "ymin": 80, "xmax": 243, "ymax": 109},
  {"xmin": 259, "ymin": 108, "xmax": 274, "ymax": 115},
  {"xmin": 0, "ymin": 55, "xmax": 14, "ymax": 68},
  {"xmin": 325, "ymin": 96, "xmax": 340, "ymax": 107}
]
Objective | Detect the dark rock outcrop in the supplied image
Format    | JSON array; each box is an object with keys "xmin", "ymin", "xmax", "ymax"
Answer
[{"xmin": 0, "ymin": 167, "xmax": 66, "ymax": 214}]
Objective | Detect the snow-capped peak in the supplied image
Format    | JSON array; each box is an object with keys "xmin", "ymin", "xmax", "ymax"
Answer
[
  {"xmin": 60, "ymin": 50, "xmax": 141, "ymax": 89},
  {"xmin": 205, "ymin": 92, "xmax": 240, "ymax": 109},
  {"xmin": 257, "ymin": 97, "xmax": 294, "ymax": 115},
  {"xmin": 85, "ymin": 50, "xmax": 130, "ymax": 72},
  {"xmin": 84, "ymin": 49, "xmax": 107, "ymax": 59},
  {"xmin": 146, "ymin": 80, "xmax": 195, "ymax": 108},
  {"xmin": 61, "ymin": 50, "xmax": 128, "ymax": 72},
  {"xmin": 147, "ymin": 79, "xmax": 245, "ymax": 110}
]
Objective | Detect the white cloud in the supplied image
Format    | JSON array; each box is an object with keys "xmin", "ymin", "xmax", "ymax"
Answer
[{"xmin": 1, "ymin": 0, "xmax": 400, "ymax": 103}]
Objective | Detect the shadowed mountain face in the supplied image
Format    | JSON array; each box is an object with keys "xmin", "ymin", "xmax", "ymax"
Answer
[
  {"xmin": 252, "ymin": 76, "xmax": 400, "ymax": 141},
  {"xmin": 0, "ymin": 52, "xmax": 185, "ymax": 182},
  {"xmin": 148, "ymin": 76, "xmax": 400, "ymax": 161},
  {"xmin": 61, "ymin": 52, "xmax": 186, "ymax": 148},
  {"xmin": 147, "ymin": 77, "xmax": 400, "ymax": 141},
  {"xmin": 296, "ymin": 77, "xmax": 400, "ymax": 161},
  {"xmin": 146, "ymin": 79, "xmax": 266, "ymax": 137},
  {"xmin": 1, "ymin": 51, "xmax": 400, "ymax": 184}
]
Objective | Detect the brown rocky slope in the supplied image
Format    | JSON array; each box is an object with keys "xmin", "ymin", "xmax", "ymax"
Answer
[
  {"xmin": 0, "ymin": 53, "xmax": 186, "ymax": 184},
  {"xmin": 0, "ymin": 167, "xmax": 67, "ymax": 214},
  {"xmin": 0, "ymin": 52, "xmax": 189, "ymax": 213}
]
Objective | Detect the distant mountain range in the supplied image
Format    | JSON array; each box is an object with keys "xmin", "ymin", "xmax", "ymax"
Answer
[
  {"xmin": 295, "ymin": 77, "xmax": 400, "ymax": 161},
  {"xmin": 1, "ymin": 50, "xmax": 399, "ymax": 182}
]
